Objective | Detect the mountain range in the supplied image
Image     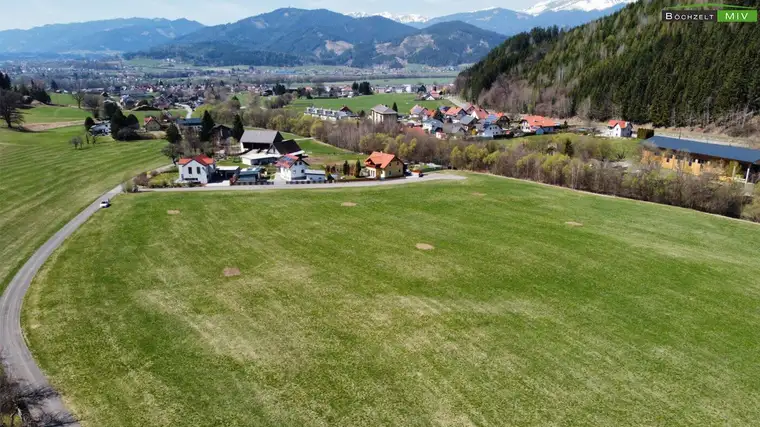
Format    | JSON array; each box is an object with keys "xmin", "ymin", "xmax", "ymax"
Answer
[
  {"xmin": 456, "ymin": 0, "xmax": 760, "ymax": 128},
  {"xmin": 0, "ymin": 1, "xmax": 632, "ymax": 67},
  {"xmin": 0, "ymin": 18, "xmax": 203, "ymax": 54}
]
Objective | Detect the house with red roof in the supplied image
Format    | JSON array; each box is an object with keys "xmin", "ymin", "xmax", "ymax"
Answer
[
  {"xmin": 520, "ymin": 115, "xmax": 560, "ymax": 135},
  {"xmin": 606, "ymin": 120, "xmax": 633, "ymax": 138},
  {"xmin": 444, "ymin": 107, "xmax": 466, "ymax": 121},
  {"xmin": 178, "ymin": 155, "xmax": 216, "ymax": 184},
  {"xmin": 144, "ymin": 116, "xmax": 162, "ymax": 132},
  {"xmin": 275, "ymin": 154, "xmax": 326, "ymax": 183},
  {"xmin": 364, "ymin": 152, "xmax": 404, "ymax": 180}
]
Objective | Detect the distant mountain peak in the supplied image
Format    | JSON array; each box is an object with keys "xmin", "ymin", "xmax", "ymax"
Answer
[
  {"xmin": 347, "ymin": 12, "xmax": 430, "ymax": 23},
  {"xmin": 523, "ymin": 0, "xmax": 634, "ymax": 15}
]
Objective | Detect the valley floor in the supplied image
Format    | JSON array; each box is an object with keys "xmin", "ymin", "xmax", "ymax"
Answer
[{"xmin": 23, "ymin": 173, "xmax": 760, "ymax": 426}]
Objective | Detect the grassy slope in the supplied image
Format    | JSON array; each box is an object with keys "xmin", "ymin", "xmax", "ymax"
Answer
[
  {"xmin": 0, "ymin": 126, "xmax": 166, "ymax": 290},
  {"xmin": 22, "ymin": 105, "xmax": 186, "ymax": 125},
  {"xmin": 287, "ymin": 93, "xmax": 451, "ymax": 115},
  {"xmin": 24, "ymin": 174, "xmax": 760, "ymax": 426}
]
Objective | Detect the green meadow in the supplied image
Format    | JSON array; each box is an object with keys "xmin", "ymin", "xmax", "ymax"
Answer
[
  {"xmin": 24, "ymin": 173, "xmax": 760, "ymax": 426},
  {"xmin": 288, "ymin": 93, "xmax": 451, "ymax": 115},
  {"xmin": 0, "ymin": 126, "xmax": 165, "ymax": 289}
]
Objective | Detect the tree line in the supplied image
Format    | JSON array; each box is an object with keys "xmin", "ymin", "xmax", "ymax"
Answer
[{"xmin": 457, "ymin": 0, "xmax": 760, "ymax": 134}]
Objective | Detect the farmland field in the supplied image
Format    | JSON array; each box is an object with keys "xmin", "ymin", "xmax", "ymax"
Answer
[
  {"xmin": 49, "ymin": 92, "xmax": 77, "ymax": 106},
  {"xmin": 287, "ymin": 93, "xmax": 452, "ymax": 115},
  {"xmin": 22, "ymin": 105, "xmax": 91, "ymax": 123},
  {"xmin": 24, "ymin": 173, "xmax": 760, "ymax": 426},
  {"xmin": 0, "ymin": 126, "xmax": 165, "ymax": 290}
]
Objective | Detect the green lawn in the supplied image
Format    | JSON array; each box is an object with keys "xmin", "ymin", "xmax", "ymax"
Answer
[
  {"xmin": 24, "ymin": 174, "xmax": 760, "ymax": 426},
  {"xmin": 0, "ymin": 126, "xmax": 166, "ymax": 290},
  {"xmin": 287, "ymin": 93, "xmax": 451, "ymax": 115},
  {"xmin": 22, "ymin": 105, "xmax": 91, "ymax": 123},
  {"xmin": 49, "ymin": 92, "xmax": 77, "ymax": 106},
  {"xmin": 297, "ymin": 138, "xmax": 364, "ymax": 166}
]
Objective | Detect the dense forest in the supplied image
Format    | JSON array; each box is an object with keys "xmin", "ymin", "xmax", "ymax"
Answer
[{"xmin": 456, "ymin": 0, "xmax": 760, "ymax": 131}]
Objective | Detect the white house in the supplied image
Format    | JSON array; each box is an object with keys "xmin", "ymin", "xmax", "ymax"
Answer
[
  {"xmin": 178, "ymin": 155, "xmax": 216, "ymax": 184},
  {"xmin": 481, "ymin": 124, "xmax": 505, "ymax": 138},
  {"xmin": 520, "ymin": 115, "xmax": 558, "ymax": 134},
  {"xmin": 275, "ymin": 154, "xmax": 325, "ymax": 182},
  {"xmin": 606, "ymin": 120, "xmax": 633, "ymax": 138}
]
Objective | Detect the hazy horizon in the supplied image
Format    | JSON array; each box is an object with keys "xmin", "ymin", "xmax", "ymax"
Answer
[{"xmin": 1, "ymin": 0, "xmax": 538, "ymax": 31}]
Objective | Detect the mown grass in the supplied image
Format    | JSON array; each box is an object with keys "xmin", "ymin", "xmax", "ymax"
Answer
[
  {"xmin": 0, "ymin": 126, "xmax": 166, "ymax": 290},
  {"xmin": 21, "ymin": 105, "xmax": 91, "ymax": 123},
  {"xmin": 287, "ymin": 93, "xmax": 451, "ymax": 115},
  {"xmin": 24, "ymin": 173, "xmax": 760, "ymax": 426},
  {"xmin": 49, "ymin": 92, "xmax": 77, "ymax": 106}
]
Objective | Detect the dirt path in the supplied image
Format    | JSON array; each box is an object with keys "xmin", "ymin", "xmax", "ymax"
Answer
[{"xmin": 23, "ymin": 121, "xmax": 83, "ymax": 132}]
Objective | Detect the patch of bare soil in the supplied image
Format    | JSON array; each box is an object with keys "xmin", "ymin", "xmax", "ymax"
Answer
[
  {"xmin": 565, "ymin": 221, "xmax": 583, "ymax": 227},
  {"xmin": 223, "ymin": 267, "xmax": 241, "ymax": 277},
  {"xmin": 341, "ymin": 202, "xmax": 357, "ymax": 207},
  {"xmin": 23, "ymin": 121, "xmax": 82, "ymax": 132},
  {"xmin": 416, "ymin": 243, "xmax": 435, "ymax": 250},
  {"xmin": 167, "ymin": 210, "xmax": 181, "ymax": 215}
]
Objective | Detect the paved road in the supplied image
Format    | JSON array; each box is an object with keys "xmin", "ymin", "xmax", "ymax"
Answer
[
  {"xmin": 177, "ymin": 103, "xmax": 193, "ymax": 119},
  {"xmin": 0, "ymin": 186, "xmax": 124, "ymax": 426},
  {"xmin": 146, "ymin": 173, "xmax": 465, "ymax": 192}
]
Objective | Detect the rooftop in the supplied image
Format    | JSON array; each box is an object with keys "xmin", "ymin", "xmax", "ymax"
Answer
[{"xmin": 645, "ymin": 136, "xmax": 760, "ymax": 165}]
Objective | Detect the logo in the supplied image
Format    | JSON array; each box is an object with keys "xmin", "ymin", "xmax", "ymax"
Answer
[{"xmin": 662, "ymin": 3, "xmax": 757, "ymax": 22}]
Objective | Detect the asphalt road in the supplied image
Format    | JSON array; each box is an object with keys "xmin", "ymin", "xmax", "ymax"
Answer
[
  {"xmin": 177, "ymin": 103, "xmax": 193, "ymax": 119},
  {"xmin": 0, "ymin": 186, "xmax": 123, "ymax": 426},
  {"xmin": 147, "ymin": 173, "xmax": 465, "ymax": 192}
]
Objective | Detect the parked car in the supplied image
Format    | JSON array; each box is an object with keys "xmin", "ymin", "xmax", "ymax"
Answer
[{"xmin": 99, "ymin": 199, "xmax": 111, "ymax": 208}]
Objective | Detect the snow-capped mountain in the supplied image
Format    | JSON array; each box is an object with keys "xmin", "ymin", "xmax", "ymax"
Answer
[
  {"xmin": 347, "ymin": 12, "xmax": 429, "ymax": 24},
  {"xmin": 523, "ymin": 0, "xmax": 635, "ymax": 15}
]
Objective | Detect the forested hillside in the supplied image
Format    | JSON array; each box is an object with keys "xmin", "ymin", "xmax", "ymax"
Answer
[{"xmin": 456, "ymin": 0, "xmax": 760, "ymax": 130}]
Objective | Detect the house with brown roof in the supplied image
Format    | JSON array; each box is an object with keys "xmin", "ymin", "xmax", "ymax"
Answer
[
  {"xmin": 275, "ymin": 154, "xmax": 326, "ymax": 183},
  {"xmin": 364, "ymin": 152, "xmax": 404, "ymax": 179},
  {"xmin": 178, "ymin": 155, "xmax": 216, "ymax": 184},
  {"xmin": 520, "ymin": 115, "xmax": 559, "ymax": 134},
  {"xmin": 144, "ymin": 116, "xmax": 162, "ymax": 131},
  {"xmin": 606, "ymin": 120, "xmax": 633, "ymax": 138}
]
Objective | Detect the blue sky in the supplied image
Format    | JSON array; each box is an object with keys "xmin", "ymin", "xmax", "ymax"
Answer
[{"xmin": 1, "ymin": 0, "xmax": 537, "ymax": 30}]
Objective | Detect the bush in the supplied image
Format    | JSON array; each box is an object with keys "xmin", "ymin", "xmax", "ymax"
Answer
[
  {"xmin": 637, "ymin": 128, "xmax": 655, "ymax": 139},
  {"xmin": 116, "ymin": 128, "xmax": 140, "ymax": 141},
  {"xmin": 133, "ymin": 172, "xmax": 150, "ymax": 187}
]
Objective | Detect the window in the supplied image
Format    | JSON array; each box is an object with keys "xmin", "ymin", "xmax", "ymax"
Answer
[
  {"xmin": 187, "ymin": 167, "xmax": 193, "ymax": 174},
  {"xmin": 197, "ymin": 167, "xmax": 201, "ymax": 174}
]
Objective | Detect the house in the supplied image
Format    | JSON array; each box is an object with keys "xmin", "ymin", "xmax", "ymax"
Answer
[
  {"xmin": 240, "ymin": 130, "xmax": 283, "ymax": 152},
  {"xmin": 305, "ymin": 106, "xmax": 356, "ymax": 121},
  {"xmin": 178, "ymin": 155, "xmax": 216, "ymax": 184},
  {"xmin": 480, "ymin": 123, "xmax": 506, "ymax": 138},
  {"xmin": 211, "ymin": 124, "xmax": 233, "ymax": 141},
  {"xmin": 241, "ymin": 138, "xmax": 303, "ymax": 166},
  {"xmin": 410, "ymin": 104, "xmax": 428, "ymax": 119},
  {"xmin": 438, "ymin": 123, "xmax": 466, "ymax": 139},
  {"xmin": 370, "ymin": 105, "xmax": 398, "ymax": 125},
  {"xmin": 235, "ymin": 167, "xmax": 267, "ymax": 184},
  {"xmin": 177, "ymin": 118, "xmax": 203, "ymax": 130},
  {"xmin": 606, "ymin": 120, "xmax": 633, "ymax": 138},
  {"xmin": 144, "ymin": 117, "xmax": 162, "ymax": 131},
  {"xmin": 422, "ymin": 119, "xmax": 444, "ymax": 134},
  {"xmin": 642, "ymin": 135, "xmax": 760, "ymax": 181},
  {"xmin": 459, "ymin": 115, "xmax": 478, "ymax": 130},
  {"xmin": 520, "ymin": 116, "xmax": 559, "ymax": 134},
  {"xmin": 471, "ymin": 107, "xmax": 490, "ymax": 120},
  {"xmin": 444, "ymin": 107, "xmax": 466, "ymax": 122},
  {"xmin": 275, "ymin": 154, "xmax": 326, "ymax": 182},
  {"xmin": 364, "ymin": 152, "xmax": 404, "ymax": 179}
]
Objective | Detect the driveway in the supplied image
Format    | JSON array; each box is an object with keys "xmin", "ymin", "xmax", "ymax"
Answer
[{"xmin": 176, "ymin": 104, "xmax": 193, "ymax": 119}]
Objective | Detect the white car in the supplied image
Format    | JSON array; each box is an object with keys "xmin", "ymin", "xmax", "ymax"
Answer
[{"xmin": 99, "ymin": 199, "xmax": 111, "ymax": 208}]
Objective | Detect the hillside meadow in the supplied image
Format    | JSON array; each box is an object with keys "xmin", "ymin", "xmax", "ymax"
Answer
[
  {"xmin": 24, "ymin": 173, "xmax": 760, "ymax": 426},
  {"xmin": 0, "ymin": 126, "xmax": 166, "ymax": 290},
  {"xmin": 287, "ymin": 93, "xmax": 451, "ymax": 114}
]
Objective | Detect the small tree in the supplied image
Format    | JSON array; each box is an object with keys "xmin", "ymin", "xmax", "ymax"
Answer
[
  {"xmin": 354, "ymin": 159, "xmax": 362, "ymax": 178},
  {"xmin": 50, "ymin": 79, "xmax": 59, "ymax": 91},
  {"xmin": 84, "ymin": 116, "xmax": 95, "ymax": 130},
  {"xmin": 391, "ymin": 102, "xmax": 398, "ymax": 112},
  {"xmin": 125, "ymin": 113, "xmax": 139, "ymax": 130},
  {"xmin": 102, "ymin": 101, "xmax": 120, "ymax": 120},
  {"xmin": 161, "ymin": 143, "xmax": 181, "ymax": 164},
  {"xmin": 72, "ymin": 91, "xmax": 85, "ymax": 109},
  {"xmin": 165, "ymin": 123, "xmax": 182, "ymax": 144},
  {"xmin": 342, "ymin": 160, "xmax": 350, "ymax": 176},
  {"xmin": 70, "ymin": 135, "xmax": 83, "ymax": 149},
  {"xmin": 0, "ymin": 90, "xmax": 25, "ymax": 128},
  {"xmin": 83, "ymin": 94, "xmax": 102, "ymax": 118},
  {"xmin": 232, "ymin": 114, "xmax": 245, "ymax": 141},
  {"xmin": 110, "ymin": 109, "xmax": 126, "ymax": 139}
]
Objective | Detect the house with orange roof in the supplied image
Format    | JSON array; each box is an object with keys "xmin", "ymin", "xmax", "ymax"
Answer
[
  {"xmin": 520, "ymin": 115, "xmax": 560, "ymax": 135},
  {"xmin": 444, "ymin": 107, "xmax": 466, "ymax": 121},
  {"xmin": 606, "ymin": 120, "xmax": 633, "ymax": 138},
  {"xmin": 178, "ymin": 155, "xmax": 216, "ymax": 184},
  {"xmin": 144, "ymin": 116, "xmax": 162, "ymax": 132},
  {"xmin": 364, "ymin": 152, "xmax": 404, "ymax": 179}
]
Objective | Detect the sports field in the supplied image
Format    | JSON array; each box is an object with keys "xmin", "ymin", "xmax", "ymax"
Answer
[
  {"xmin": 288, "ymin": 93, "xmax": 451, "ymax": 115},
  {"xmin": 0, "ymin": 126, "xmax": 165, "ymax": 289},
  {"xmin": 24, "ymin": 173, "xmax": 760, "ymax": 426}
]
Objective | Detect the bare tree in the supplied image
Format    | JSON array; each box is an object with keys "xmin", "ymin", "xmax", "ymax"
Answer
[
  {"xmin": 0, "ymin": 90, "xmax": 25, "ymax": 129},
  {"xmin": 71, "ymin": 91, "xmax": 85, "ymax": 110},
  {"xmin": 0, "ymin": 369, "xmax": 77, "ymax": 427},
  {"xmin": 83, "ymin": 95, "xmax": 102, "ymax": 119}
]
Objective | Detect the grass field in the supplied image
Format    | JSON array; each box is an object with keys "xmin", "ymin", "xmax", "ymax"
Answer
[
  {"xmin": 24, "ymin": 173, "xmax": 760, "ymax": 426},
  {"xmin": 0, "ymin": 126, "xmax": 166, "ymax": 290},
  {"xmin": 287, "ymin": 93, "xmax": 451, "ymax": 115},
  {"xmin": 298, "ymin": 138, "xmax": 364, "ymax": 166},
  {"xmin": 21, "ymin": 105, "xmax": 91, "ymax": 124},
  {"xmin": 49, "ymin": 92, "xmax": 77, "ymax": 106}
]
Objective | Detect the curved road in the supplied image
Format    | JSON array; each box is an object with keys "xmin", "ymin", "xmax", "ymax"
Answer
[
  {"xmin": 0, "ymin": 173, "xmax": 464, "ymax": 425},
  {"xmin": 176, "ymin": 103, "xmax": 193, "ymax": 119}
]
